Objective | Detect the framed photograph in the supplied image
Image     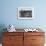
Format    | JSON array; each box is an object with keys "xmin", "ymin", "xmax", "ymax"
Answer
[{"xmin": 18, "ymin": 7, "xmax": 34, "ymax": 19}]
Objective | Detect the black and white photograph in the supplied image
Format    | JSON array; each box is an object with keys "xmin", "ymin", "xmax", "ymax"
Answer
[{"xmin": 18, "ymin": 7, "xmax": 34, "ymax": 19}]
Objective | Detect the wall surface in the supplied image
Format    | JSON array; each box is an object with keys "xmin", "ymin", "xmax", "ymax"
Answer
[{"xmin": 0, "ymin": 0, "xmax": 46, "ymax": 30}]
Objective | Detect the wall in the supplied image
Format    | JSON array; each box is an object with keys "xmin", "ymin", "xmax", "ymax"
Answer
[{"xmin": 0, "ymin": 0, "xmax": 46, "ymax": 30}]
